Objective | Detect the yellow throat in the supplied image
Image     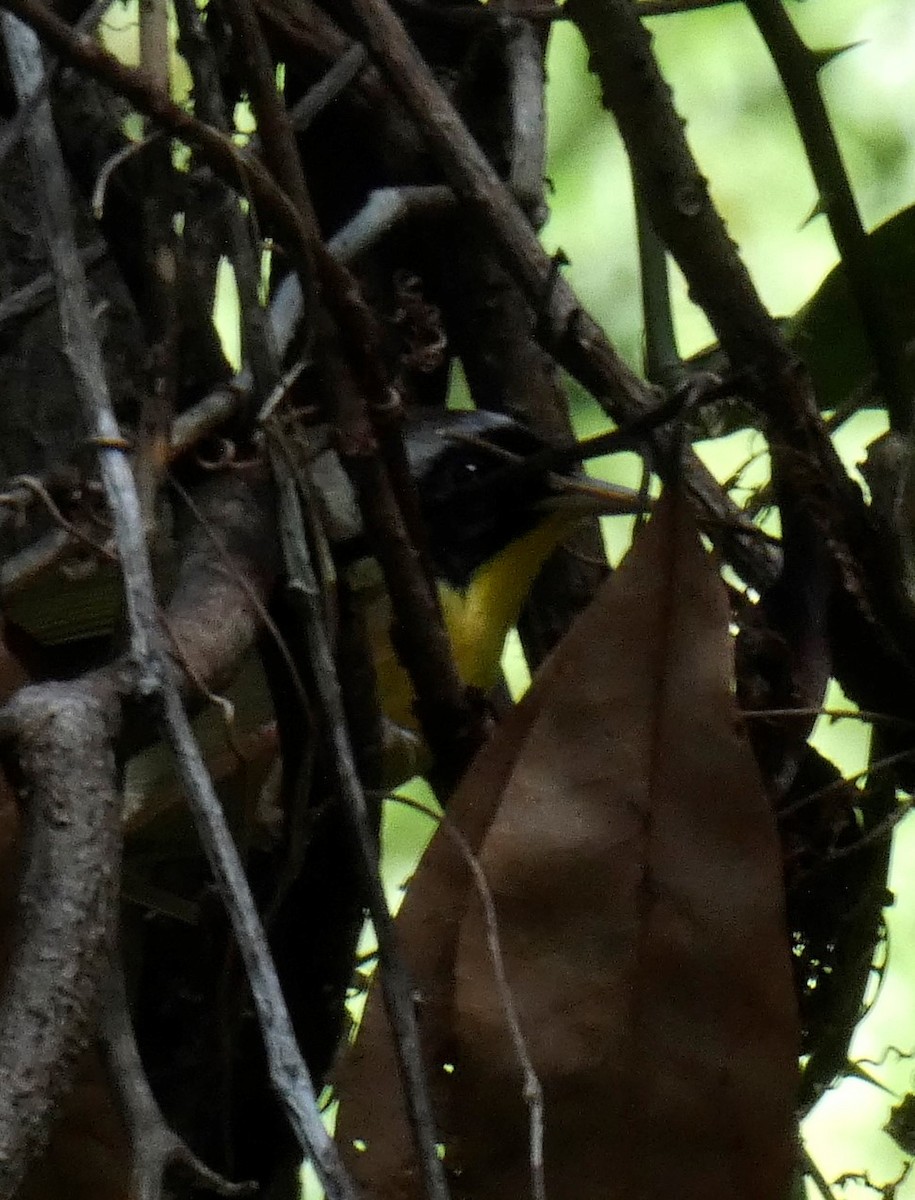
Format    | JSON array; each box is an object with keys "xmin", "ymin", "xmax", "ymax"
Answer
[{"xmin": 357, "ymin": 510, "xmax": 574, "ymax": 737}]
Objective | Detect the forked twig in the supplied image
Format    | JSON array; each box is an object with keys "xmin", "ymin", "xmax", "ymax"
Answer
[{"xmin": 101, "ymin": 957, "xmax": 255, "ymax": 1200}]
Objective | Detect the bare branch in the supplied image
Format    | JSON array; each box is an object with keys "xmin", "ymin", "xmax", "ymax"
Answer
[
  {"xmin": 334, "ymin": 0, "xmax": 781, "ymax": 590},
  {"xmin": 4, "ymin": 10, "xmax": 161, "ymax": 691}
]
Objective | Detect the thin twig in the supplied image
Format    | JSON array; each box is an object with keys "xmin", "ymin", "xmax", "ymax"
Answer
[
  {"xmin": 744, "ymin": 0, "xmax": 913, "ymax": 431},
  {"xmin": 802, "ymin": 1148, "xmax": 836, "ymax": 1200},
  {"xmin": 778, "ymin": 745, "xmax": 915, "ymax": 822},
  {"xmin": 742, "ymin": 706, "xmax": 915, "ymax": 730},
  {"xmin": 288, "ymin": 42, "xmax": 368, "ymax": 133},
  {"xmin": 158, "ymin": 686, "xmax": 358, "ymax": 1200},
  {"xmin": 92, "ymin": 134, "xmax": 158, "ymax": 218},
  {"xmin": 4, "ymin": 11, "xmax": 161, "ymax": 688},
  {"xmin": 386, "ymin": 0, "xmax": 561, "ymax": 24},
  {"xmin": 638, "ymin": 0, "xmax": 735, "ymax": 13},
  {"xmin": 269, "ymin": 446, "xmax": 451, "ymax": 1200},
  {"xmin": 166, "ymin": 475, "xmax": 308, "ymax": 712},
  {"xmin": 393, "ymin": 793, "xmax": 547, "ymax": 1200},
  {"xmin": 801, "ymin": 801, "xmax": 911, "ymax": 879},
  {"xmin": 8, "ymin": 474, "xmax": 117, "ymax": 563}
]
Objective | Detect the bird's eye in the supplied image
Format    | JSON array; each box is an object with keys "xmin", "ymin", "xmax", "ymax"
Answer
[{"xmin": 449, "ymin": 454, "xmax": 485, "ymax": 487}]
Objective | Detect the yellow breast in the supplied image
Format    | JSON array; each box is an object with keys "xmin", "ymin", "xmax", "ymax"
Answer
[{"xmin": 358, "ymin": 511, "xmax": 573, "ymax": 735}]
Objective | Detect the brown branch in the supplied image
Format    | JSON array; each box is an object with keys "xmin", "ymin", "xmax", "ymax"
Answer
[
  {"xmin": 566, "ymin": 0, "xmax": 795, "ymax": 381},
  {"xmin": 321, "ymin": 334, "xmax": 486, "ymax": 786},
  {"xmin": 744, "ymin": 0, "xmax": 913, "ymax": 430},
  {"xmin": 220, "ymin": 0, "xmax": 314, "ymax": 225},
  {"xmin": 565, "ymin": 0, "xmax": 915, "ymax": 770},
  {"xmin": 336, "ymin": 0, "xmax": 781, "ymax": 591}
]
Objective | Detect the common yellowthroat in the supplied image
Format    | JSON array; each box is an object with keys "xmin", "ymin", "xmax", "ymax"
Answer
[
  {"xmin": 0, "ymin": 408, "xmax": 641, "ymax": 791},
  {"xmin": 356, "ymin": 409, "xmax": 641, "ymax": 747}
]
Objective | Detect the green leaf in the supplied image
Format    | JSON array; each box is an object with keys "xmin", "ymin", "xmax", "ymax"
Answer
[{"xmin": 788, "ymin": 206, "xmax": 915, "ymax": 414}]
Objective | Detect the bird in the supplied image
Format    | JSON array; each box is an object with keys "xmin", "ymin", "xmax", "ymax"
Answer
[
  {"xmin": 356, "ymin": 408, "xmax": 641, "ymax": 757},
  {"xmin": 0, "ymin": 407, "xmax": 642, "ymax": 791}
]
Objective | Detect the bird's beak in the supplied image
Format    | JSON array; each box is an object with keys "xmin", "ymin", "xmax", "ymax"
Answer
[{"xmin": 537, "ymin": 474, "xmax": 649, "ymax": 517}]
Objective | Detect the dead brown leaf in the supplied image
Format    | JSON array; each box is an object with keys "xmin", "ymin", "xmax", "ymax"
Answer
[
  {"xmin": 333, "ymin": 652, "xmax": 563, "ymax": 1196},
  {"xmin": 337, "ymin": 488, "xmax": 799, "ymax": 1200}
]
